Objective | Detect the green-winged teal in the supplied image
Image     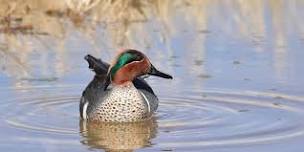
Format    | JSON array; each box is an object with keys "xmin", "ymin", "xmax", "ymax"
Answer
[{"xmin": 80, "ymin": 49, "xmax": 173, "ymax": 122}]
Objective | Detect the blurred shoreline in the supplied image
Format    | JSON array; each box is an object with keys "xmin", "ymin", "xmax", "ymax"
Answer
[{"xmin": 0, "ymin": 0, "xmax": 303, "ymax": 86}]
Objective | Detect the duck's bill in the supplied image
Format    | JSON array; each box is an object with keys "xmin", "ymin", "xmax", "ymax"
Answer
[{"xmin": 148, "ymin": 64, "xmax": 173, "ymax": 79}]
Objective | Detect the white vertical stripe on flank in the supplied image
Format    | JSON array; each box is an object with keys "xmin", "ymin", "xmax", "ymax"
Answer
[
  {"xmin": 140, "ymin": 91, "xmax": 150, "ymax": 113},
  {"xmin": 82, "ymin": 102, "xmax": 89, "ymax": 119}
]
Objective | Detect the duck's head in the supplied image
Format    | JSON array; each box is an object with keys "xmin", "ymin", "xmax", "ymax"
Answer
[{"xmin": 104, "ymin": 49, "xmax": 173, "ymax": 90}]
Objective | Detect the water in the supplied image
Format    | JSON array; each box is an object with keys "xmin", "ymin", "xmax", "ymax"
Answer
[{"xmin": 1, "ymin": 0, "xmax": 304, "ymax": 151}]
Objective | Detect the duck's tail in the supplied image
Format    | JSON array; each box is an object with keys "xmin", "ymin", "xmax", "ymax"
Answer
[{"xmin": 84, "ymin": 54, "xmax": 110, "ymax": 76}]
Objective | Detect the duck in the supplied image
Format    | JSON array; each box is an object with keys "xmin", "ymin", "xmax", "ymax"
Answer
[{"xmin": 80, "ymin": 49, "xmax": 173, "ymax": 122}]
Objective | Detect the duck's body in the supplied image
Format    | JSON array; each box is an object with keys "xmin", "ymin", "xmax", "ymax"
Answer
[
  {"xmin": 81, "ymin": 80, "xmax": 158, "ymax": 122},
  {"xmin": 80, "ymin": 50, "xmax": 172, "ymax": 122}
]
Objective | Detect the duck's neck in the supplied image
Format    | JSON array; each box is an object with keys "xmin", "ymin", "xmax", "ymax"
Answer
[
  {"xmin": 111, "ymin": 66, "xmax": 135, "ymax": 85},
  {"xmin": 112, "ymin": 81, "xmax": 134, "ymax": 88}
]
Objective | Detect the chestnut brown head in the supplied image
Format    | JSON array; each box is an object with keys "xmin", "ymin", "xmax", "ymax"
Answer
[{"xmin": 104, "ymin": 49, "xmax": 172, "ymax": 90}]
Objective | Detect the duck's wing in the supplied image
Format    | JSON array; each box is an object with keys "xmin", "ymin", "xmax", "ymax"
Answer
[
  {"xmin": 82, "ymin": 54, "xmax": 110, "ymax": 104},
  {"xmin": 134, "ymin": 78, "xmax": 158, "ymax": 113},
  {"xmin": 80, "ymin": 55, "xmax": 109, "ymax": 119},
  {"xmin": 133, "ymin": 78, "xmax": 155, "ymax": 95},
  {"xmin": 85, "ymin": 54, "xmax": 109, "ymax": 76}
]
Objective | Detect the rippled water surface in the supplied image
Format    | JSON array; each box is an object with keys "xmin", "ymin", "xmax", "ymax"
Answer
[{"xmin": 1, "ymin": 0, "xmax": 304, "ymax": 151}]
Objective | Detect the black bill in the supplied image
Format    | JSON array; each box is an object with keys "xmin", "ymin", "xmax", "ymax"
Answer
[{"xmin": 148, "ymin": 64, "xmax": 173, "ymax": 79}]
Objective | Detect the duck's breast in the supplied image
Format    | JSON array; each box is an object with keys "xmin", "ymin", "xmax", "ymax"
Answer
[{"xmin": 88, "ymin": 85, "xmax": 153, "ymax": 122}]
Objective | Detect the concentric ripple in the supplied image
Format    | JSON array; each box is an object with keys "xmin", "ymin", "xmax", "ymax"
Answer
[
  {"xmin": 4, "ymin": 95, "xmax": 80, "ymax": 135},
  {"xmin": 3, "ymin": 89, "xmax": 304, "ymax": 150},
  {"xmin": 156, "ymin": 89, "xmax": 304, "ymax": 149}
]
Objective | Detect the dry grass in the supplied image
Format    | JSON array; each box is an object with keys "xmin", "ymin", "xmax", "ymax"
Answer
[{"xmin": 0, "ymin": 0, "xmax": 303, "ymax": 80}]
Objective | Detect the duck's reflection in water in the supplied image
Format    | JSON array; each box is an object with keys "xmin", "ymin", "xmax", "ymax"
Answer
[{"xmin": 79, "ymin": 118, "xmax": 157, "ymax": 152}]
